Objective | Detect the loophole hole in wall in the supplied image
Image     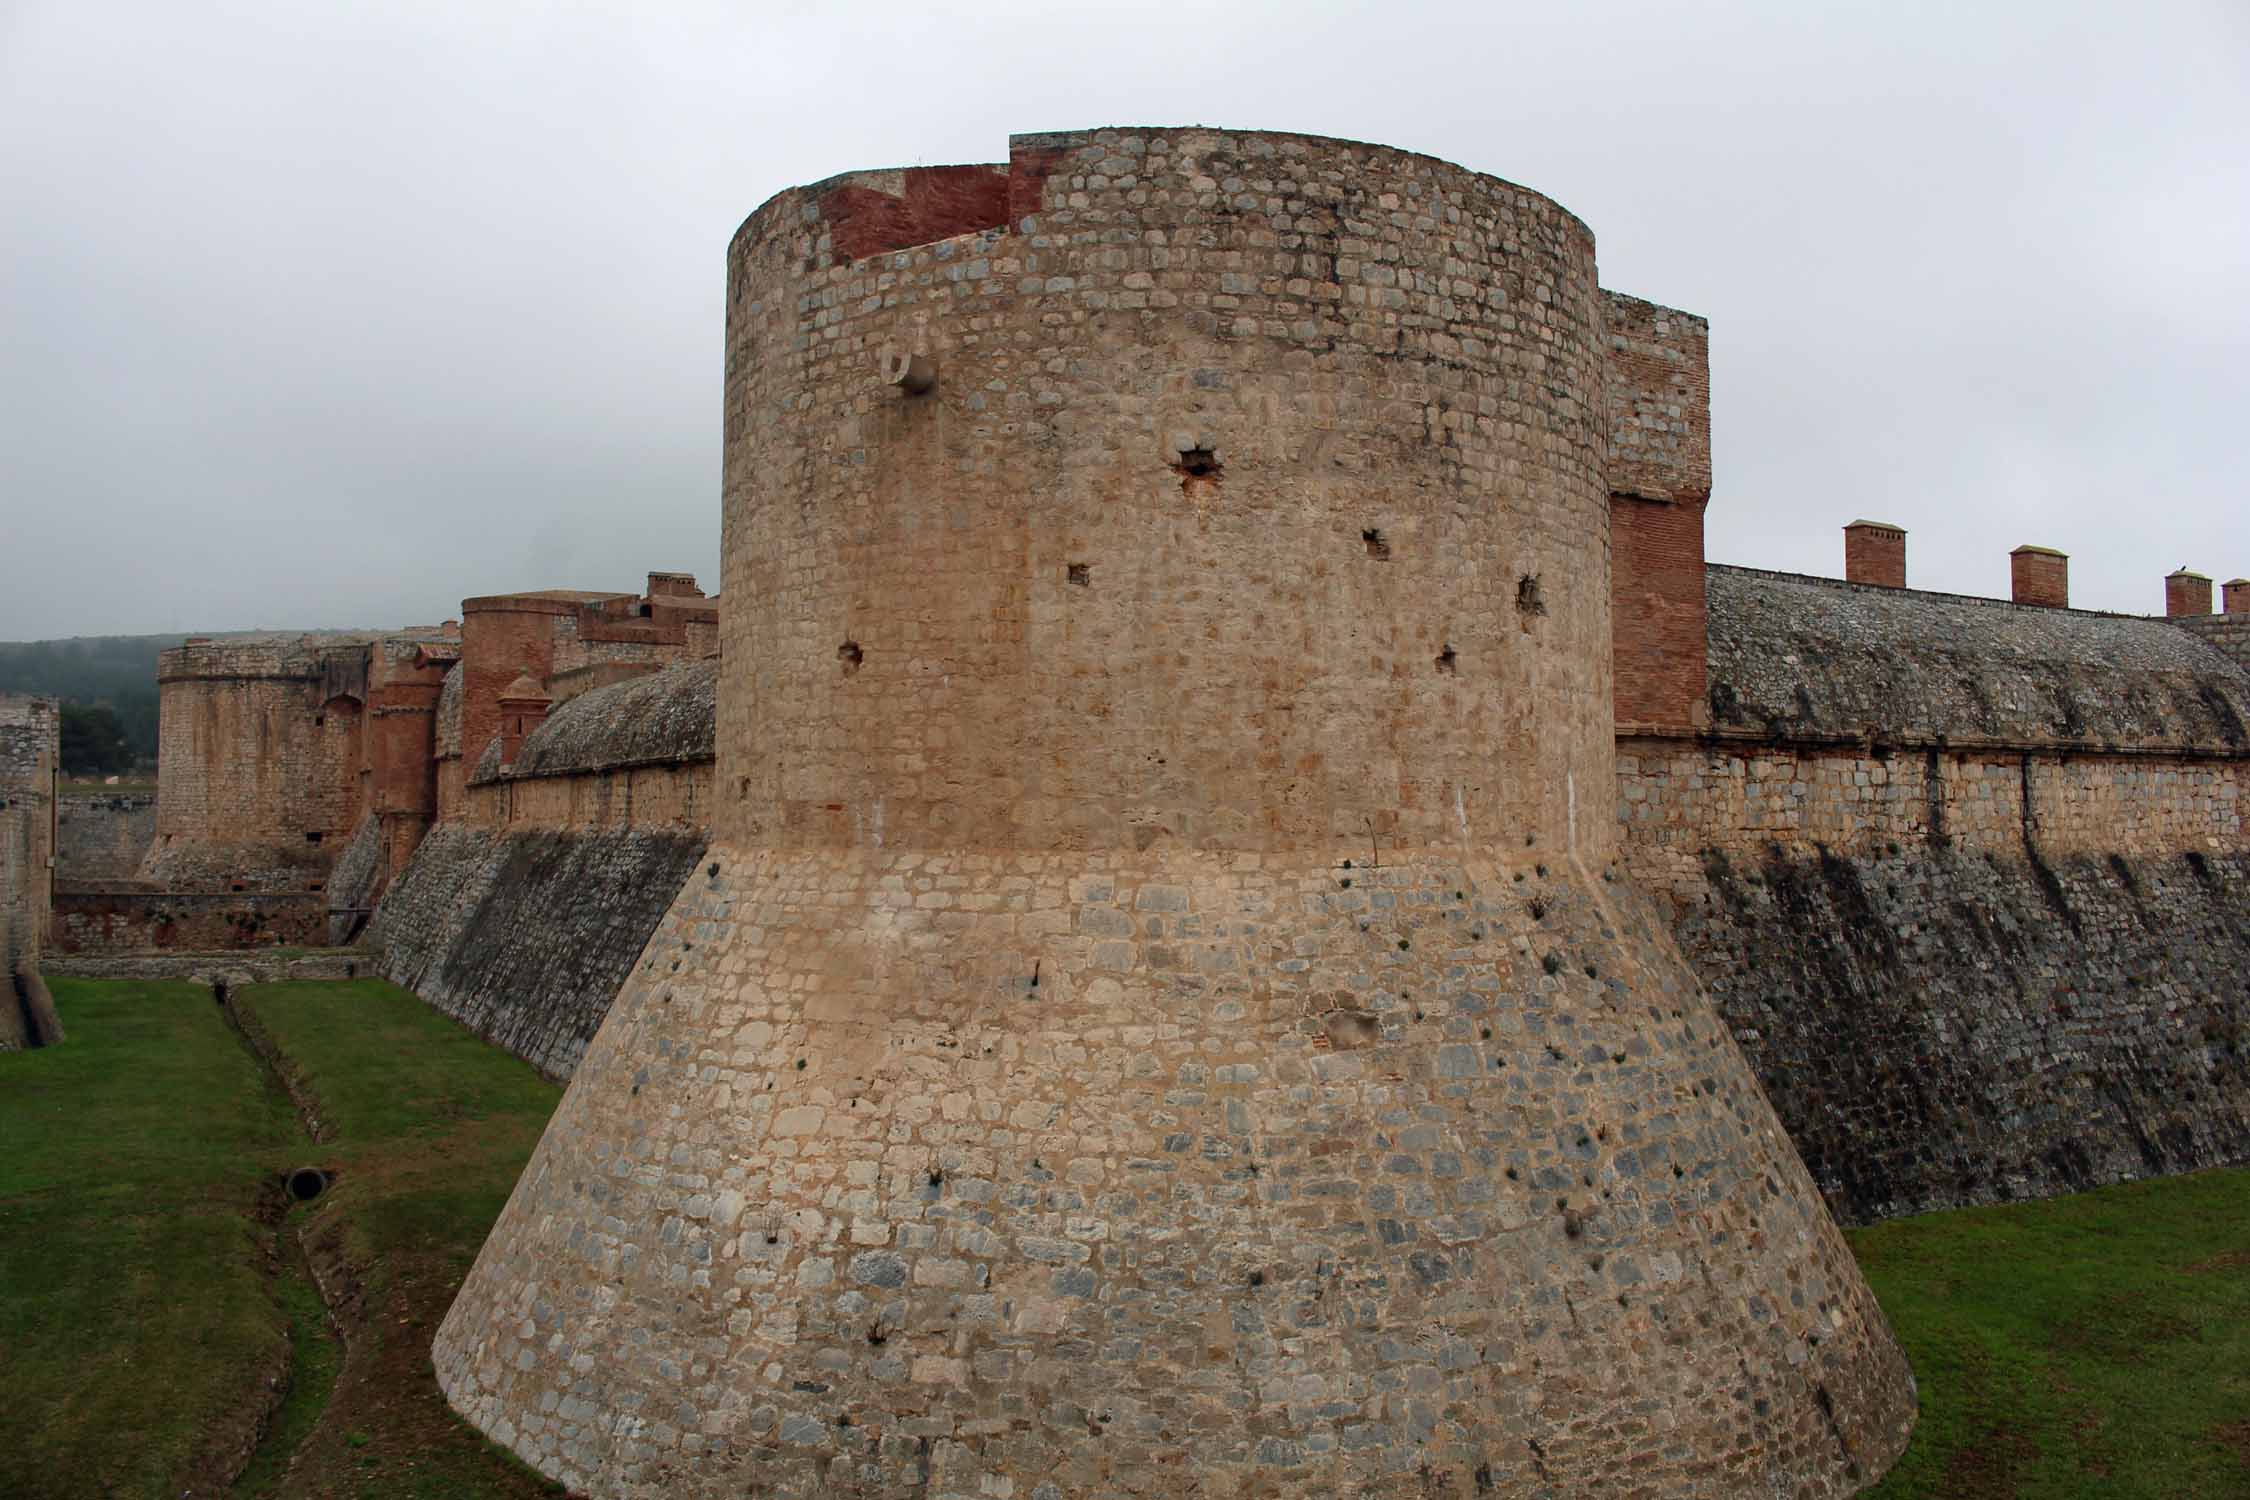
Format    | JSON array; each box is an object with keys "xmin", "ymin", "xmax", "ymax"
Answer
[
  {"xmin": 1323, "ymin": 1011, "xmax": 1380, "ymax": 1050},
  {"xmin": 1362, "ymin": 528, "xmax": 1391, "ymax": 561},
  {"xmin": 837, "ymin": 641, "xmax": 863, "ymax": 674},
  {"xmin": 1067, "ymin": 563, "xmax": 1090, "ymax": 588},
  {"xmin": 1173, "ymin": 447, "xmax": 1220, "ymax": 478},
  {"xmin": 1517, "ymin": 573, "xmax": 1547, "ymax": 618},
  {"xmin": 1435, "ymin": 645, "xmax": 1457, "ymax": 675}
]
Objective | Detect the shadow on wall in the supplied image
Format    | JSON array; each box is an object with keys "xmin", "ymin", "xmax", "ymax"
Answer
[
  {"xmin": 368, "ymin": 823, "xmax": 708, "ymax": 1081},
  {"xmin": 1672, "ymin": 843, "xmax": 2250, "ymax": 1223}
]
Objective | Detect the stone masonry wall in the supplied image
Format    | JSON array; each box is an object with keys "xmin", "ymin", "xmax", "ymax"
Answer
[
  {"xmin": 368, "ymin": 822, "xmax": 708, "ymax": 1081},
  {"xmin": 1619, "ymin": 738, "xmax": 2250, "ymax": 1222},
  {"xmin": 1603, "ymin": 293, "xmax": 1712, "ymax": 734},
  {"xmin": 2179, "ymin": 611, "xmax": 2250, "ymax": 675},
  {"xmin": 371, "ymin": 655, "xmax": 718, "ymax": 1076},
  {"xmin": 55, "ymin": 793, "xmax": 156, "ymax": 881},
  {"xmin": 142, "ymin": 636, "xmax": 373, "ymax": 890},
  {"xmin": 51, "ymin": 887, "xmax": 330, "ymax": 953},
  {"xmin": 2, "ymin": 695, "xmax": 59, "ymax": 1049},
  {"xmin": 463, "ymin": 661, "xmax": 717, "ymax": 833},
  {"xmin": 1618, "ymin": 569, "xmax": 2250, "ymax": 1223}
]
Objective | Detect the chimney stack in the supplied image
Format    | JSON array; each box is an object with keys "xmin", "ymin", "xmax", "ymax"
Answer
[
  {"xmin": 2009, "ymin": 546, "xmax": 2068, "ymax": 608},
  {"xmin": 1844, "ymin": 520, "xmax": 1907, "ymax": 589},
  {"xmin": 2225, "ymin": 579, "xmax": 2250, "ymax": 615},
  {"xmin": 2165, "ymin": 568, "xmax": 2212, "ymax": 618}
]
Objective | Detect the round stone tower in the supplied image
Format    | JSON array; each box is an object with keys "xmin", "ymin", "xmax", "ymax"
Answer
[{"xmin": 435, "ymin": 129, "xmax": 1915, "ymax": 1497}]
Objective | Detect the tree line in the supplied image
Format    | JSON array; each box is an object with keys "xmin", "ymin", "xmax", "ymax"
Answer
[{"xmin": 0, "ymin": 636, "xmax": 173, "ymax": 773}]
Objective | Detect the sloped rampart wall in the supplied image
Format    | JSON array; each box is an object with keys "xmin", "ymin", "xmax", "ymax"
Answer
[
  {"xmin": 1623, "ymin": 568, "xmax": 2250, "ymax": 1223},
  {"xmin": 371, "ymin": 662, "xmax": 714, "ymax": 1079}
]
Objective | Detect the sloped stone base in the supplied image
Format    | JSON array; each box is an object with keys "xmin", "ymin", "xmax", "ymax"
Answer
[{"xmin": 435, "ymin": 846, "xmax": 1914, "ymax": 1497}]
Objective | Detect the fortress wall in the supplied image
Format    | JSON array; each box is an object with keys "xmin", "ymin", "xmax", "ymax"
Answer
[
  {"xmin": 1621, "ymin": 742, "xmax": 2241, "ymax": 875},
  {"xmin": 2179, "ymin": 610, "xmax": 2250, "ymax": 674},
  {"xmin": 433, "ymin": 129, "xmax": 1912, "ymax": 1500},
  {"xmin": 54, "ymin": 793, "xmax": 154, "ymax": 881},
  {"xmin": 367, "ymin": 822, "xmax": 706, "ymax": 1081},
  {"xmin": 461, "ymin": 762, "xmax": 711, "ymax": 831},
  {"xmin": 370, "ymin": 661, "xmax": 717, "ymax": 1079},
  {"xmin": 366, "ymin": 636, "xmax": 454, "ymax": 885},
  {"xmin": 1619, "ymin": 567, "xmax": 2250, "ymax": 1223},
  {"xmin": 458, "ymin": 591, "xmax": 713, "ymax": 776},
  {"xmin": 434, "ymin": 663, "xmax": 466, "ymax": 823},
  {"xmin": 1631, "ymin": 822, "xmax": 2250, "ymax": 1227},
  {"xmin": 141, "ymin": 637, "xmax": 372, "ymax": 889},
  {"xmin": 2, "ymin": 695, "xmax": 60, "ymax": 1049},
  {"xmin": 52, "ymin": 887, "xmax": 330, "ymax": 953}
]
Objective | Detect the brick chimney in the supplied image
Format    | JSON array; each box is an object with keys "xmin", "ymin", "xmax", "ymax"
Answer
[
  {"xmin": 2165, "ymin": 568, "xmax": 2212, "ymax": 618},
  {"xmin": 2009, "ymin": 546, "xmax": 2068, "ymax": 608},
  {"xmin": 646, "ymin": 571, "xmax": 704, "ymax": 599},
  {"xmin": 1844, "ymin": 520, "xmax": 1906, "ymax": 589},
  {"xmin": 496, "ymin": 674, "xmax": 551, "ymax": 768},
  {"xmin": 2225, "ymin": 579, "xmax": 2250, "ymax": 615}
]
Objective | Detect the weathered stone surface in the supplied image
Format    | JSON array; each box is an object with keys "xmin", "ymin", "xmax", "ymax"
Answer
[
  {"xmin": 1621, "ymin": 567, "xmax": 2250, "ymax": 1223},
  {"xmin": 1663, "ymin": 842, "xmax": 2250, "ymax": 1222},
  {"xmin": 2178, "ymin": 609, "xmax": 2250, "ymax": 675},
  {"xmin": 508, "ymin": 660, "xmax": 717, "ymax": 780},
  {"xmin": 54, "ymin": 792, "xmax": 155, "ymax": 881},
  {"xmin": 432, "ymin": 127, "xmax": 1914, "ymax": 1499},
  {"xmin": 370, "ymin": 822, "xmax": 707, "ymax": 1081},
  {"xmin": 1, "ymin": 693, "xmax": 61, "ymax": 1049},
  {"xmin": 1705, "ymin": 566, "xmax": 2250, "ymax": 748},
  {"xmin": 439, "ymin": 852, "xmax": 1913, "ymax": 1499}
]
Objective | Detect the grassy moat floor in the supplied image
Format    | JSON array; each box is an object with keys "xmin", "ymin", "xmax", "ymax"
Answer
[{"xmin": 0, "ymin": 979, "xmax": 2245, "ymax": 1498}]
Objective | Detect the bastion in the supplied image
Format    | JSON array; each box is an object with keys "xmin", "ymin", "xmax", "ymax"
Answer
[{"xmin": 434, "ymin": 129, "xmax": 1916, "ymax": 1496}]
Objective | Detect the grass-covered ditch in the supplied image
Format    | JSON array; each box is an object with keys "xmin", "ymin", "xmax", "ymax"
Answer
[
  {"xmin": 0, "ymin": 977, "xmax": 2244, "ymax": 1497},
  {"xmin": 0, "ymin": 978, "xmax": 562, "ymax": 1499}
]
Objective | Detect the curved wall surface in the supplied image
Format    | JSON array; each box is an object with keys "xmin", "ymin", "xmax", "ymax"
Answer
[{"xmin": 435, "ymin": 128, "xmax": 1914, "ymax": 1498}]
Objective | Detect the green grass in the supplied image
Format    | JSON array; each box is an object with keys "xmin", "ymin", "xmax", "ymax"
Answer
[
  {"xmin": 9, "ymin": 978, "xmax": 2247, "ymax": 1498},
  {"xmin": 230, "ymin": 1229, "xmax": 344, "ymax": 1498},
  {"xmin": 1854, "ymin": 1167, "xmax": 2250, "ymax": 1497},
  {"xmin": 230, "ymin": 980, "xmax": 564, "ymax": 1498},
  {"xmin": 243, "ymin": 980, "xmax": 557, "ymax": 1143},
  {"xmin": 0, "ymin": 978, "xmax": 563, "ymax": 1499},
  {"xmin": 0, "ymin": 979, "xmax": 306, "ymax": 1499},
  {"xmin": 237, "ymin": 981, "xmax": 558, "ymax": 1285}
]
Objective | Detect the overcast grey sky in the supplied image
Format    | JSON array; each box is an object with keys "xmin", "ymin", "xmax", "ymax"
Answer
[{"xmin": 2, "ymin": 0, "xmax": 2244, "ymax": 638}]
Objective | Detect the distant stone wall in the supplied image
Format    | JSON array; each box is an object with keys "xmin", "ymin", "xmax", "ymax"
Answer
[
  {"xmin": 1, "ymin": 695, "xmax": 60, "ymax": 1049},
  {"xmin": 45, "ymin": 947, "xmax": 366, "ymax": 984},
  {"xmin": 143, "ymin": 635, "xmax": 374, "ymax": 890},
  {"xmin": 368, "ymin": 823, "xmax": 706, "ymax": 1080},
  {"xmin": 465, "ymin": 660, "xmax": 716, "ymax": 832},
  {"xmin": 55, "ymin": 793, "xmax": 156, "ymax": 881},
  {"xmin": 323, "ymin": 815, "xmax": 387, "ymax": 944},
  {"xmin": 51, "ymin": 887, "xmax": 330, "ymax": 954}
]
